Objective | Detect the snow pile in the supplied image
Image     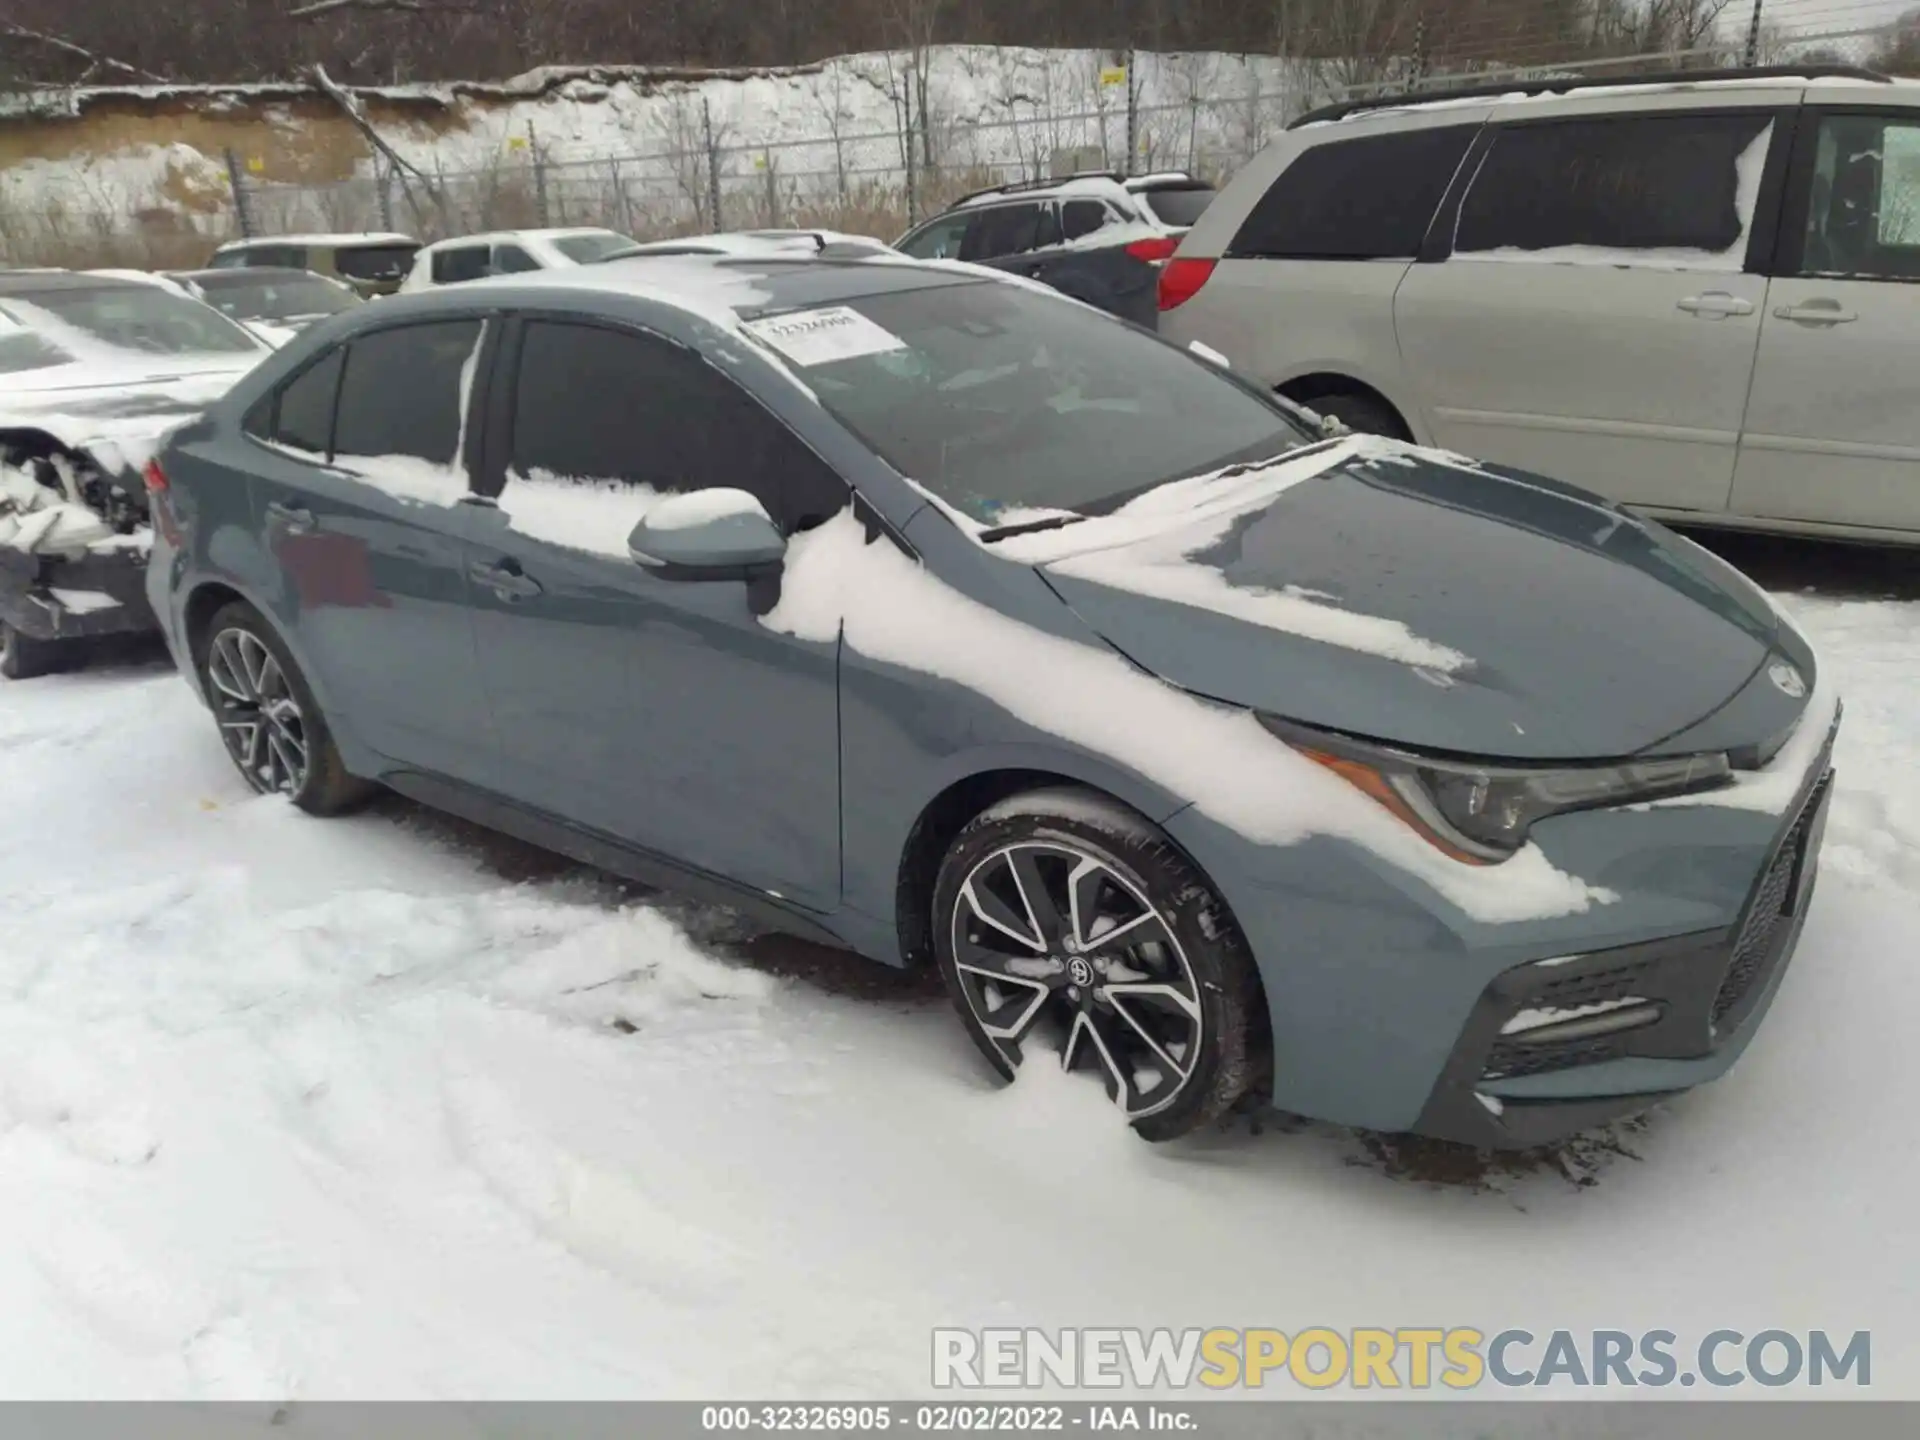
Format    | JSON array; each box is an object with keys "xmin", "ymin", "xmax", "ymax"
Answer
[
  {"xmin": 0, "ymin": 585, "xmax": 1916, "ymax": 1397},
  {"xmin": 0, "ymin": 46, "xmax": 1310, "ymax": 238},
  {"xmin": 0, "ymin": 463, "xmax": 114, "ymax": 556}
]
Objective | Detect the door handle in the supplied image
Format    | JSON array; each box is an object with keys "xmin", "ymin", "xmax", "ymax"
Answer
[
  {"xmin": 469, "ymin": 558, "xmax": 543, "ymax": 600},
  {"xmin": 1773, "ymin": 301, "xmax": 1857, "ymax": 326},
  {"xmin": 265, "ymin": 500, "xmax": 315, "ymax": 535},
  {"xmin": 1676, "ymin": 292, "xmax": 1755, "ymax": 319}
]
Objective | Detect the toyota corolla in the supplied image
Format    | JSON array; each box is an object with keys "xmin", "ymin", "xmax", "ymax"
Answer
[{"xmin": 144, "ymin": 252, "xmax": 1837, "ymax": 1146}]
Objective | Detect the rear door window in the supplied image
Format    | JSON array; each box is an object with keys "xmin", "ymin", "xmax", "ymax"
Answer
[
  {"xmin": 1231, "ymin": 126, "xmax": 1476, "ymax": 259},
  {"xmin": 332, "ymin": 320, "xmax": 484, "ymax": 487},
  {"xmin": 1455, "ymin": 112, "xmax": 1776, "ymax": 261},
  {"xmin": 962, "ymin": 203, "xmax": 1047, "ymax": 261}
]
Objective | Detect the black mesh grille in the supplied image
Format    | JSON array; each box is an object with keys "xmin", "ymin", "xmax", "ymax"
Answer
[
  {"xmin": 1485, "ymin": 1034, "xmax": 1633, "ymax": 1081},
  {"xmin": 1712, "ymin": 784, "xmax": 1822, "ymax": 1027},
  {"xmin": 1532, "ymin": 958, "xmax": 1656, "ymax": 1009}
]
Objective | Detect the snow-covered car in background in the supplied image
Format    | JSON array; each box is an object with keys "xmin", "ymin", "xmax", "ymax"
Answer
[
  {"xmin": 207, "ymin": 233, "xmax": 421, "ymax": 299},
  {"xmin": 894, "ymin": 171, "xmax": 1216, "ymax": 326},
  {"xmin": 169, "ymin": 266, "xmax": 363, "ymax": 348},
  {"xmin": 592, "ymin": 230, "xmax": 900, "ymax": 261},
  {"xmin": 401, "ymin": 228, "xmax": 637, "ymax": 290},
  {"xmin": 0, "ymin": 271, "xmax": 268, "ymax": 678}
]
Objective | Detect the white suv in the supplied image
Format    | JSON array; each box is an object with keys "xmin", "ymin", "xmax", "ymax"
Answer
[{"xmin": 1160, "ymin": 68, "xmax": 1920, "ymax": 544}]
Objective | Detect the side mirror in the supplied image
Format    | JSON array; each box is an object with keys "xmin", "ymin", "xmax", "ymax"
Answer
[{"xmin": 628, "ymin": 488, "xmax": 787, "ymax": 579}]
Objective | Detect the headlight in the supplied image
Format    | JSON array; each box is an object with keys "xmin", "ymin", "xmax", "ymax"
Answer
[{"xmin": 1259, "ymin": 716, "xmax": 1733, "ymax": 863}]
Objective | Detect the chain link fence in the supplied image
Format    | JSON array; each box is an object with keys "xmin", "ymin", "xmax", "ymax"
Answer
[{"xmin": 0, "ymin": 25, "xmax": 1901, "ymax": 266}]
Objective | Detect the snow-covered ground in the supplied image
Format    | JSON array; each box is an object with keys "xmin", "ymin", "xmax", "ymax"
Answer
[{"xmin": 0, "ymin": 578, "xmax": 1915, "ymax": 1399}]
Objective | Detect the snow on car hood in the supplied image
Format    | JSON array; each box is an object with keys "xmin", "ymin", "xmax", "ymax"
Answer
[
  {"xmin": 0, "ymin": 356, "xmax": 257, "ymax": 475},
  {"xmin": 1005, "ymin": 437, "xmax": 1790, "ymax": 762}
]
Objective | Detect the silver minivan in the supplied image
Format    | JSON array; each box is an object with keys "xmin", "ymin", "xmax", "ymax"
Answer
[{"xmin": 1160, "ymin": 68, "xmax": 1920, "ymax": 544}]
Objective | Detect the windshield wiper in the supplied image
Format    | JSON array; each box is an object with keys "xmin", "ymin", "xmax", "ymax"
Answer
[{"xmin": 978, "ymin": 514, "xmax": 1088, "ymax": 543}]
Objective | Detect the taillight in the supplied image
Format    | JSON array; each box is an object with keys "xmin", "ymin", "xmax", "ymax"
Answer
[
  {"xmin": 1157, "ymin": 257, "xmax": 1217, "ymax": 311},
  {"xmin": 143, "ymin": 458, "xmax": 170, "ymax": 494},
  {"xmin": 1123, "ymin": 235, "xmax": 1180, "ymax": 264}
]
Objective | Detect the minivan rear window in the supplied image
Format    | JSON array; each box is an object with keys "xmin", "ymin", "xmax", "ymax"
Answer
[
  {"xmin": 332, "ymin": 244, "xmax": 420, "ymax": 283},
  {"xmin": 1230, "ymin": 125, "xmax": 1476, "ymax": 260}
]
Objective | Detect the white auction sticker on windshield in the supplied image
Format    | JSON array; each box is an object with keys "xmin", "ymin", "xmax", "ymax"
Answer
[{"xmin": 744, "ymin": 306, "xmax": 907, "ymax": 367}]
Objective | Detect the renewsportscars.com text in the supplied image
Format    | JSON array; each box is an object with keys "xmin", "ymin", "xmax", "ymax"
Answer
[{"xmin": 931, "ymin": 1327, "xmax": 1871, "ymax": 1391}]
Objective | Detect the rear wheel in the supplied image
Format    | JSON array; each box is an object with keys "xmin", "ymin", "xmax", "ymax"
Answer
[
  {"xmin": 196, "ymin": 602, "xmax": 373, "ymax": 815},
  {"xmin": 931, "ymin": 788, "xmax": 1263, "ymax": 1141}
]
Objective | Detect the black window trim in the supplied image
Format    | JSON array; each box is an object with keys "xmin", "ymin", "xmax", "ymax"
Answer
[
  {"xmin": 1773, "ymin": 101, "xmax": 1920, "ymax": 285},
  {"xmin": 1428, "ymin": 104, "xmax": 1800, "ymax": 273},
  {"xmin": 483, "ymin": 309, "xmax": 875, "ymax": 545}
]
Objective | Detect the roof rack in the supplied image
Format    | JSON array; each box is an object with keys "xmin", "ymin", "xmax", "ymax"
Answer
[
  {"xmin": 947, "ymin": 169, "xmax": 1134, "ymax": 209},
  {"xmin": 1287, "ymin": 64, "xmax": 1891, "ymax": 130}
]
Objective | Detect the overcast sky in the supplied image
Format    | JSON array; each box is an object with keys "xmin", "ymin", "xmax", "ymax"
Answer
[{"xmin": 1727, "ymin": 0, "xmax": 1914, "ymax": 37}]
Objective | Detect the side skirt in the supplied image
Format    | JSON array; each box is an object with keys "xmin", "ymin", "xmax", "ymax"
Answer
[{"xmin": 381, "ymin": 768, "xmax": 861, "ymax": 955}]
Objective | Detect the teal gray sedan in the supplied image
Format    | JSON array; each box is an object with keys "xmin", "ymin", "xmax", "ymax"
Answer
[{"xmin": 143, "ymin": 250, "xmax": 1838, "ymax": 1147}]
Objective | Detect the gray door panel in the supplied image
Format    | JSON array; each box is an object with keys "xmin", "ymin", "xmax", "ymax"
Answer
[{"xmin": 462, "ymin": 503, "xmax": 842, "ymax": 910}]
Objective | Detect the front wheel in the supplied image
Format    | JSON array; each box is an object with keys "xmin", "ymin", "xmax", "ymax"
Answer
[{"xmin": 931, "ymin": 788, "xmax": 1264, "ymax": 1141}]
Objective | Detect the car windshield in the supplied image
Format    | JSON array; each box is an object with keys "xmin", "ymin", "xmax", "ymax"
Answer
[
  {"xmin": 0, "ymin": 284, "xmax": 261, "ymax": 357},
  {"xmin": 194, "ymin": 273, "xmax": 360, "ymax": 322},
  {"xmin": 1136, "ymin": 186, "xmax": 1215, "ymax": 227},
  {"xmin": 781, "ymin": 280, "xmax": 1310, "ymax": 524},
  {"xmin": 552, "ymin": 231, "xmax": 637, "ymax": 263}
]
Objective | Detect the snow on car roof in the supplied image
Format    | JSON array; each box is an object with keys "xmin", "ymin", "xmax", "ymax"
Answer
[
  {"xmin": 0, "ymin": 270, "xmax": 159, "ymax": 295},
  {"xmin": 466, "ymin": 252, "xmax": 975, "ymax": 320},
  {"xmin": 212, "ymin": 233, "xmax": 417, "ymax": 250},
  {"xmin": 417, "ymin": 227, "xmax": 625, "ymax": 251}
]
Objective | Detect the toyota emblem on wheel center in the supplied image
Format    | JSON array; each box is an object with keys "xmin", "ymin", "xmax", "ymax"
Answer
[{"xmin": 1769, "ymin": 660, "xmax": 1808, "ymax": 699}]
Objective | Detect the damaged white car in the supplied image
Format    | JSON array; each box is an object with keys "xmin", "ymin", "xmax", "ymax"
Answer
[{"xmin": 0, "ymin": 270, "xmax": 268, "ymax": 678}]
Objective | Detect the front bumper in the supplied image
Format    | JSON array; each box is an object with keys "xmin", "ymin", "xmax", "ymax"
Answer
[{"xmin": 1412, "ymin": 763, "xmax": 1834, "ymax": 1147}]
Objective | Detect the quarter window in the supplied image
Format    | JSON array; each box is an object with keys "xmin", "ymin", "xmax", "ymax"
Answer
[
  {"xmin": 963, "ymin": 203, "xmax": 1049, "ymax": 261},
  {"xmin": 250, "ymin": 345, "xmax": 345, "ymax": 455},
  {"xmin": 1455, "ymin": 113, "xmax": 1775, "ymax": 260},
  {"xmin": 1231, "ymin": 126, "xmax": 1475, "ymax": 260},
  {"xmin": 333, "ymin": 320, "xmax": 483, "ymax": 468},
  {"xmin": 492, "ymin": 244, "xmax": 542, "ymax": 274}
]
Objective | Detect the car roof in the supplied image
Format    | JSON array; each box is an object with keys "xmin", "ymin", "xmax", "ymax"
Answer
[
  {"xmin": 0, "ymin": 270, "xmax": 151, "ymax": 296},
  {"xmin": 420, "ymin": 227, "xmax": 623, "ymax": 250},
  {"xmin": 214, "ymin": 232, "xmax": 416, "ymax": 251},
  {"xmin": 1288, "ymin": 65, "xmax": 1906, "ymax": 129},
  {"xmin": 174, "ymin": 266, "xmax": 336, "ymax": 283},
  {"xmin": 382, "ymin": 253, "xmax": 978, "ymax": 327}
]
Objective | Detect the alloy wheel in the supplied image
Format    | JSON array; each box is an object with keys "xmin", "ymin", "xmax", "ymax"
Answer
[
  {"xmin": 948, "ymin": 842, "xmax": 1204, "ymax": 1120},
  {"xmin": 206, "ymin": 627, "xmax": 310, "ymax": 796}
]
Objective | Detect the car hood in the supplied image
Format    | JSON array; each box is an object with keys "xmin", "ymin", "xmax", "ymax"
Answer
[
  {"xmin": 1002, "ymin": 436, "xmax": 1797, "ymax": 761},
  {"xmin": 0, "ymin": 358, "xmax": 255, "ymax": 473}
]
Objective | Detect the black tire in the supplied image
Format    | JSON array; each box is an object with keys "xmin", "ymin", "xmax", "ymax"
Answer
[
  {"xmin": 931, "ymin": 787, "xmax": 1263, "ymax": 1142},
  {"xmin": 1305, "ymin": 389, "xmax": 1411, "ymax": 440},
  {"xmin": 194, "ymin": 601, "xmax": 374, "ymax": 816},
  {"xmin": 0, "ymin": 621, "xmax": 71, "ymax": 681}
]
